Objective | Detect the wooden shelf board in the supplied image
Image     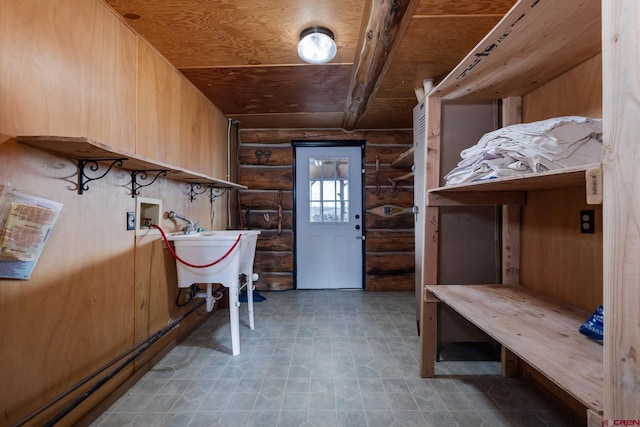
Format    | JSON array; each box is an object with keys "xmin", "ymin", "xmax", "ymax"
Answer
[
  {"xmin": 431, "ymin": 0, "xmax": 601, "ymax": 100},
  {"xmin": 16, "ymin": 135, "xmax": 246, "ymax": 189},
  {"xmin": 391, "ymin": 146, "xmax": 414, "ymax": 169},
  {"xmin": 427, "ymin": 190, "xmax": 526, "ymax": 207},
  {"xmin": 426, "ymin": 284, "xmax": 603, "ymax": 413},
  {"xmin": 428, "ymin": 163, "xmax": 600, "ymax": 196}
]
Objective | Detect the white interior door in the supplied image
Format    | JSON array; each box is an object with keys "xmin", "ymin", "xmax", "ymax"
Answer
[{"xmin": 295, "ymin": 145, "xmax": 363, "ymax": 289}]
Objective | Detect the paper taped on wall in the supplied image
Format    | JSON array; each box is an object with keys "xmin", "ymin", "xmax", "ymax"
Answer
[{"xmin": 0, "ymin": 185, "xmax": 63, "ymax": 279}]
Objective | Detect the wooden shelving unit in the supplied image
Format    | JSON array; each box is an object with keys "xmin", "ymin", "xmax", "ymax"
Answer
[
  {"xmin": 16, "ymin": 136, "xmax": 246, "ymax": 193},
  {"xmin": 416, "ymin": 0, "xmax": 605, "ymax": 423}
]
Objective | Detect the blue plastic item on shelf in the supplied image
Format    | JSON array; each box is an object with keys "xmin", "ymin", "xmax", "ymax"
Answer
[{"xmin": 579, "ymin": 304, "xmax": 603, "ymax": 342}]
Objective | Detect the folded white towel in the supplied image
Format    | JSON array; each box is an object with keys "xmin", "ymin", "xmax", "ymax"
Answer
[{"xmin": 444, "ymin": 116, "xmax": 603, "ymax": 186}]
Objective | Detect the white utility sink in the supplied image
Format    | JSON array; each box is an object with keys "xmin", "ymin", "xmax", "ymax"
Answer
[{"xmin": 166, "ymin": 230, "xmax": 260, "ymax": 355}]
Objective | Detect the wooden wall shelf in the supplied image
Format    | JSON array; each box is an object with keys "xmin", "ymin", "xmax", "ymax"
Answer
[
  {"xmin": 391, "ymin": 146, "xmax": 414, "ymax": 169},
  {"xmin": 388, "ymin": 146, "xmax": 415, "ymax": 191},
  {"xmin": 17, "ymin": 136, "xmax": 246, "ymax": 196}
]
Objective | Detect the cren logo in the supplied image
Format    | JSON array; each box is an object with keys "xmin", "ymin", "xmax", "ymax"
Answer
[{"xmin": 604, "ymin": 420, "xmax": 640, "ymax": 426}]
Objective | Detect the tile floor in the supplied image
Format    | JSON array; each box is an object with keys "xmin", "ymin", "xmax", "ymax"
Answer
[{"xmin": 91, "ymin": 290, "xmax": 579, "ymax": 427}]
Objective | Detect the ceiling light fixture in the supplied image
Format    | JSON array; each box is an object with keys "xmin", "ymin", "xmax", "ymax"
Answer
[{"xmin": 297, "ymin": 26, "xmax": 337, "ymax": 64}]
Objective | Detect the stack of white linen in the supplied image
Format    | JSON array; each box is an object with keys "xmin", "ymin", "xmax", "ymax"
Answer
[{"xmin": 444, "ymin": 116, "xmax": 603, "ymax": 186}]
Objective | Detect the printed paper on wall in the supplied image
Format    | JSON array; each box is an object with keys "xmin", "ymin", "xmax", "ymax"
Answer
[{"xmin": 0, "ymin": 185, "xmax": 63, "ymax": 280}]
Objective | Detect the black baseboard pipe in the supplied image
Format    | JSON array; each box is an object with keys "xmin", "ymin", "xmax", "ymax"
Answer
[{"xmin": 16, "ymin": 300, "xmax": 205, "ymax": 427}]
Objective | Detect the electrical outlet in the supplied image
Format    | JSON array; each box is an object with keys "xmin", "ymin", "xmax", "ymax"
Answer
[
  {"xmin": 126, "ymin": 212, "xmax": 135, "ymax": 230},
  {"xmin": 580, "ymin": 210, "xmax": 595, "ymax": 234}
]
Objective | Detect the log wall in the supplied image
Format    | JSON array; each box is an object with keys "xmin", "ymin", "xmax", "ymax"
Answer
[{"xmin": 237, "ymin": 129, "xmax": 415, "ymax": 291}]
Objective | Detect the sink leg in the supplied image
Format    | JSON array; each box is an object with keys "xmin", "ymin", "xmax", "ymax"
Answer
[
  {"xmin": 205, "ymin": 283, "xmax": 215, "ymax": 312},
  {"xmin": 229, "ymin": 282, "xmax": 240, "ymax": 356},
  {"xmin": 247, "ymin": 275, "xmax": 255, "ymax": 330}
]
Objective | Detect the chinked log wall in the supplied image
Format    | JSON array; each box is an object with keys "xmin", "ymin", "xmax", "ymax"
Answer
[{"xmin": 237, "ymin": 129, "xmax": 414, "ymax": 291}]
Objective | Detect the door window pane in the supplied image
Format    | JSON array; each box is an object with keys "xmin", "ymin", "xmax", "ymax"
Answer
[{"xmin": 308, "ymin": 157, "xmax": 349, "ymax": 223}]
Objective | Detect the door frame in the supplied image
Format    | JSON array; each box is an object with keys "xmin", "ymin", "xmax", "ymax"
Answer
[{"xmin": 291, "ymin": 140, "xmax": 366, "ymax": 290}]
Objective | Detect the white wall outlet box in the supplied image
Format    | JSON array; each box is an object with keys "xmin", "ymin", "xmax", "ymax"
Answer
[{"xmin": 135, "ymin": 197, "xmax": 162, "ymax": 236}]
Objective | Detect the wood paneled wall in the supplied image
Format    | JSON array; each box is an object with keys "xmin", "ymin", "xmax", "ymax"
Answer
[
  {"xmin": 520, "ymin": 55, "xmax": 604, "ymax": 312},
  {"xmin": 237, "ymin": 129, "xmax": 415, "ymax": 291},
  {"xmin": 0, "ymin": 1, "xmax": 229, "ymax": 425},
  {"xmin": 137, "ymin": 40, "xmax": 222, "ymax": 176},
  {"xmin": 0, "ymin": 0, "xmax": 137, "ymax": 150},
  {"xmin": 521, "ymin": 187, "xmax": 603, "ymax": 311},
  {"xmin": 523, "ymin": 54, "xmax": 603, "ymax": 122}
]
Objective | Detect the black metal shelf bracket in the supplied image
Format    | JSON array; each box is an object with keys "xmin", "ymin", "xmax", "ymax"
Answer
[
  {"xmin": 130, "ymin": 170, "xmax": 169, "ymax": 198},
  {"xmin": 189, "ymin": 184, "xmax": 228, "ymax": 203},
  {"xmin": 189, "ymin": 183, "xmax": 208, "ymax": 202},
  {"xmin": 77, "ymin": 158, "xmax": 127, "ymax": 195},
  {"xmin": 208, "ymin": 186, "xmax": 228, "ymax": 204}
]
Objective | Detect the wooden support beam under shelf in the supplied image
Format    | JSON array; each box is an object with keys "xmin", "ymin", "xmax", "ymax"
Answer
[{"xmin": 426, "ymin": 190, "xmax": 525, "ymax": 206}]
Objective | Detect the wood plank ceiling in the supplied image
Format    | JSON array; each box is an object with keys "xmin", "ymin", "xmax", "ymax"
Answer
[{"xmin": 105, "ymin": 0, "xmax": 516, "ymax": 130}]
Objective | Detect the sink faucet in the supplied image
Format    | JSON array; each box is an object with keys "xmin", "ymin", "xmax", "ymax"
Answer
[{"xmin": 167, "ymin": 211, "xmax": 199, "ymax": 234}]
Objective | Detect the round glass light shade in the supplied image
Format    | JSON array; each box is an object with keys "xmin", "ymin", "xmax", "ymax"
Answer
[{"xmin": 297, "ymin": 27, "xmax": 337, "ymax": 64}]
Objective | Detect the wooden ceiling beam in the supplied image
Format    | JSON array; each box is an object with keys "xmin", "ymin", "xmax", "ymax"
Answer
[{"xmin": 342, "ymin": 0, "xmax": 420, "ymax": 131}]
